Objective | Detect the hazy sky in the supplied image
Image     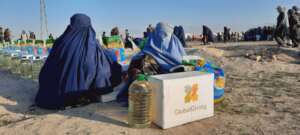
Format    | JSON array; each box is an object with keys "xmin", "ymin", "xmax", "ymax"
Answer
[{"xmin": 0, "ymin": 0, "xmax": 299, "ymax": 39}]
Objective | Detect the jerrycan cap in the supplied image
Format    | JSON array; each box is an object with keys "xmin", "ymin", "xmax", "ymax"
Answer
[{"xmin": 136, "ymin": 74, "xmax": 146, "ymax": 81}]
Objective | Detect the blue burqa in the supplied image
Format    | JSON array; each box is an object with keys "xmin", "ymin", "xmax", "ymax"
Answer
[
  {"xmin": 35, "ymin": 14, "xmax": 122, "ymax": 109},
  {"xmin": 142, "ymin": 22, "xmax": 186, "ymax": 73},
  {"xmin": 116, "ymin": 22, "xmax": 186, "ymax": 103}
]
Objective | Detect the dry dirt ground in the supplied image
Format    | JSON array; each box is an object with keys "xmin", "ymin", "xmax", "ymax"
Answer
[{"xmin": 0, "ymin": 41, "xmax": 299, "ymax": 135}]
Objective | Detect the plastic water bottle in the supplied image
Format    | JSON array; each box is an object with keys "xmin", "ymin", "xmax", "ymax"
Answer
[
  {"xmin": 20, "ymin": 60, "xmax": 32, "ymax": 79},
  {"xmin": 31, "ymin": 60, "xmax": 44, "ymax": 81},
  {"xmin": 2, "ymin": 54, "xmax": 11, "ymax": 70},
  {"xmin": 11, "ymin": 57, "xmax": 21, "ymax": 74},
  {"xmin": 128, "ymin": 74, "xmax": 152, "ymax": 128}
]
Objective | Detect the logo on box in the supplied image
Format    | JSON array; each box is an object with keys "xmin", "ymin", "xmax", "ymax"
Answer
[{"xmin": 184, "ymin": 84, "xmax": 199, "ymax": 103}]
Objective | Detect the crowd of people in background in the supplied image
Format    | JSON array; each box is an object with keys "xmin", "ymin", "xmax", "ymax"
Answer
[
  {"xmin": 243, "ymin": 26, "xmax": 275, "ymax": 41},
  {"xmin": 1, "ymin": 5, "xmax": 299, "ymax": 48},
  {"xmin": 186, "ymin": 25, "xmax": 274, "ymax": 45},
  {"xmin": 185, "ymin": 5, "xmax": 299, "ymax": 47},
  {"xmin": 99, "ymin": 24, "xmax": 187, "ymax": 50},
  {"xmin": 0, "ymin": 27, "xmax": 56, "ymax": 45}
]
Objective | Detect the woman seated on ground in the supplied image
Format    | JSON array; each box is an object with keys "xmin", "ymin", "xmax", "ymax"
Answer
[
  {"xmin": 117, "ymin": 22, "xmax": 186, "ymax": 103},
  {"xmin": 35, "ymin": 14, "xmax": 122, "ymax": 109}
]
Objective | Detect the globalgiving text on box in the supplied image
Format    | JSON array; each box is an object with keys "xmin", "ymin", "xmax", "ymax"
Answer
[{"xmin": 174, "ymin": 104, "xmax": 207, "ymax": 115}]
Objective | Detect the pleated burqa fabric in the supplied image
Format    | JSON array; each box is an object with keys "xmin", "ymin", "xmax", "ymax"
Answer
[{"xmin": 35, "ymin": 14, "xmax": 122, "ymax": 109}]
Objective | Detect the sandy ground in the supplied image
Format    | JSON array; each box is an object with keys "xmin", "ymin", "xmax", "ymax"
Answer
[{"xmin": 0, "ymin": 41, "xmax": 299, "ymax": 135}]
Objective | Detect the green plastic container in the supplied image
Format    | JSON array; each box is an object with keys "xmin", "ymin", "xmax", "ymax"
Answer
[{"xmin": 103, "ymin": 35, "xmax": 122, "ymax": 45}]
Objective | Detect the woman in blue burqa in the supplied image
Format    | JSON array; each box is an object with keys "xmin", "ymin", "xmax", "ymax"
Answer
[
  {"xmin": 117, "ymin": 22, "xmax": 186, "ymax": 103},
  {"xmin": 35, "ymin": 14, "xmax": 122, "ymax": 109}
]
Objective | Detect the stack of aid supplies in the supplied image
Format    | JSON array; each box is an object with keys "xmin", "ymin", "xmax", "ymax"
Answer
[
  {"xmin": 113, "ymin": 48, "xmax": 126, "ymax": 64},
  {"xmin": 182, "ymin": 56, "xmax": 225, "ymax": 104},
  {"xmin": 103, "ymin": 35, "xmax": 124, "ymax": 48},
  {"xmin": 103, "ymin": 35, "xmax": 127, "ymax": 65}
]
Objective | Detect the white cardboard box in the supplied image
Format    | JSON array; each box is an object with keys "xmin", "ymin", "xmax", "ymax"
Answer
[{"xmin": 148, "ymin": 71, "xmax": 214, "ymax": 129}]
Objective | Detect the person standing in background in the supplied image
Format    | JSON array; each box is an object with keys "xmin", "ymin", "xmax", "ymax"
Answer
[
  {"xmin": 262, "ymin": 26, "xmax": 268, "ymax": 40},
  {"xmin": 0, "ymin": 27, "xmax": 3, "ymax": 40},
  {"xmin": 143, "ymin": 32, "xmax": 148, "ymax": 38},
  {"xmin": 124, "ymin": 29, "xmax": 133, "ymax": 49},
  {"xmin": 111, "ymin": 27, "xmax": 120, "ymax": 36},
  {"xmin": 145, "ymin": 24, "xmax": 154, "ymax": 38},
  {"xmin": 217, "ymin": 32, "xmax": 222, "ymax": 42},
  {"xmin": 256, "ymin": 27, "xmax": 262, "ymax": 41},
  {"xmin": 109, "ymin": 27, "xmax": 124, "ymax": 48},
  {"xmin": 0, "ymin": 27, "xmax": 4, "ymax": 43},
  {"xmin": 125, "ymin": 29, "xmax": 130, "ymax": 39},
  {"xmin": 102, "ymin": 31, "xmax": 106, "ymax": 38},
  {"xmin": 274, "ymin": 6, "xmax": 289, "ymax": 47},
  {"xmin": 267, "ymin": 26, "xmax": 274, "ymax": 41},
  {"xmin": 288, "ymin": 9, "xmax": 300, "ymax": 47},
  {"xmin": 292, "ymin": 6, "xmax": 300, "ymax": 18},
  {"xmin": 29, "ymin": 31, "xmax": 36, "ymax": 40},
  {"xmin": 224, "ymin": 26, "xmax": 230, "ymax": 43},
  {"xmin": 202, "ymin": 25, "xmax": 214, "ymax": 45},
  {"xmin": 147, "ymin": 24, "xmax": 154, "ymax": 33},
  {"xmin": 48, "ymin": 33, "xmax": 54, "ymax": 40},
  {"xmin": 20, "ymin": 30, "xmax": 28, "ymax": 41},
  {"xmin": 101, "ymin": 31, "xmax": 106, "ymax": 45},
  {"xmin": 4, "ymin": 28, "xmax": 11, "ymax": 43}
]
